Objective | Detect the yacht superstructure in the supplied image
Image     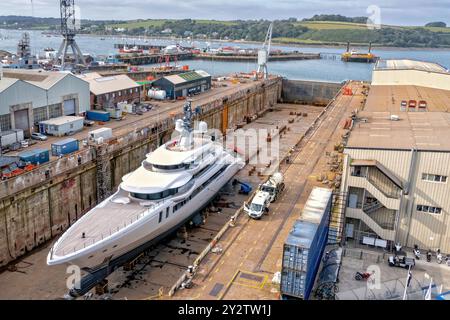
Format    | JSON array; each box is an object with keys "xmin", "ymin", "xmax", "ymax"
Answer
[{"xmin": 47, "ymin": 101, "xmax": 244, "ymax": 270}]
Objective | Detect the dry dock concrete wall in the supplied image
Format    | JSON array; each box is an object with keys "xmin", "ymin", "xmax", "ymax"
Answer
[
  {"xmin": 0, "ymin": 78, "xmax": 281, "ymax": 268},
  {"xmin": 281, "ymin": 79, "xmax": 342, "ymax": 105}
]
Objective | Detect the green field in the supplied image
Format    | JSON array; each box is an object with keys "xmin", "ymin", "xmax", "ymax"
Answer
[
  {"xmin": 107, "ymin": 19, "xmax": 237, "ymax": 29},
  {"xmin": 296, "ymin": 21, "xmax": 369, "ymax": 30},
  {"xmin": 107, "ymin": 19, "xmax": 167, "ymax": 29}
]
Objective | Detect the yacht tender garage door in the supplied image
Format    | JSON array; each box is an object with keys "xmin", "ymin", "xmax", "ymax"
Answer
[{"xmin": 63, "ymin": 99, "xmax": 76, "ymax": 116}]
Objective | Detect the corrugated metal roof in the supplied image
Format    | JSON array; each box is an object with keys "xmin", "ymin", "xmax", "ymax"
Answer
[
  {"xmin": 163, "ymin": 70, "xmax": 211, "ymax": 85},
  {"xmin": 0, "ymin": 77, "xmax": 19, "ymax": 93},
  {"xmin": 78, "ymin": 72, "xmax": 140, "ymax": 95},
  {"xmin": 347, "ymin": 111, "xmax": 450, "ymax": 151},
  {"xmin": 2, "ymin": 69, "xmax": 72, "ymax": 90},
  {"xmin": 39, "ymin": 116, "xmax": 84, "ymax": 126},
  {"xmin": 301, "ymin": 187, "xmax": 332, "ymax": 224},
  {"xmin": 375, "ymin": 59, "xmax": 449, "ymax": 73},
  {"xmin": 163, "ymin": 74, "xmax": 186, "ymax": 85},
  {"xmin": 285, "ymin": 220, "xmax": 318, "ymax": 249},
  {"xmin": 52, "ymin": 138, "xmax": 78, "ymax": 146}
]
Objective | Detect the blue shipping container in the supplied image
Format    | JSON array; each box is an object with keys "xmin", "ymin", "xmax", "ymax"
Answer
[
  {"xmin": 51, "ymin": 138, "xmax": 79, "ymax": 157},
  {"xmin": 86, "ymin": 110, "xmax": 110, "ymax": 122},
  {"xmin": 280, "ymin": 187, "xmax": 332, "ymax": 300},
  {"xmin": 18, "ymin": 148, "xmax": 50, "ymax": 165}
]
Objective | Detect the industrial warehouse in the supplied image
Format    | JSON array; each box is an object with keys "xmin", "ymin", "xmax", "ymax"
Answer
[
  {"xmin": 0, "ymin": 0, "xmax": 449, "ymax": 305},
  {"xmin": 0, "ymin": 69, "xmax": 90, "ymax": 136},
  {"xmin": 78, "ymin": 72, "xmax": 141, "ymax": 109},
  {"xmin": 152, "ymin": 70, "xmax": 212, "ymax": 99},
  {"xmin": 341, "ymin": 59, "xmax": 450, "ymax": 253}
]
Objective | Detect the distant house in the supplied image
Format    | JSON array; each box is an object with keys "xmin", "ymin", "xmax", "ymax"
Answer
[
  {"xmin": 161, "ymin": 28, "xmax": 172, "ymax": 34},
  {"xmin": 77, "ymin": 72, "xmax": 141, "ymax": 109}
]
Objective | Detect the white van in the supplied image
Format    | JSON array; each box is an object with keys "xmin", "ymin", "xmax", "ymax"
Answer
[{"xmin": 89, "ymin": 127, "xmax": 113, "ymax": 143}]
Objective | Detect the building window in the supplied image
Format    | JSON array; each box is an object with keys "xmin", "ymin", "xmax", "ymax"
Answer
[
  {"xmin": 118, "ymin": 91, "xmax": 122, "ymax": 97},
  {"xmin": 135, "ymin": 88, "xmax": 139, "ymax": 93},
  {"xmin": 33, "ymin": 106, "xmax": 48, "ymax": 124},
  {"xmin": 112, "ymin": 93, "xmax": 116, "ymax": 98},
  {"xmin": 417, "ymin": 205, "xmax": 442, "ymax": 215},
  {"xmin": 48, "ymin": 103, "xmax": 63, "ymax": 119},
  {"xmin": 0, "ymin": 114, "xmax": 12, "ymax": 131},
  {"xmin": 158, "ymin": 211, "xmax": 162, "ymax": 223},
  {"xmin": 105, "ymin": 93, "xmax": 109, "ymax": 99},
  {"xmin": 130, "ymin": 89, "xmax": 133, "ymax": 94},
  {"xmin": 422, "ymin": 173, "xmax": 447, "ymax": 183}
]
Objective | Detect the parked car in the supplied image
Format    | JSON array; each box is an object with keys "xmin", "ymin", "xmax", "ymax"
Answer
[
  {"xmin": 388, "ymin": 254, "xmax": 415, "ymax": 269},
  {"xmin": 83, "ymin": 119, "xmax": 95, "ymax": 127},
  {"xmin": 31, "ymin": 132, "xmax": 48, "ymax": 141},
  {"xmin": 21, "ymin": 140, "xmax": 29, "ymax": 148}
]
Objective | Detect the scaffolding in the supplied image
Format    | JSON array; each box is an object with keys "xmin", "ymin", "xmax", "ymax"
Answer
[
  {"xmin": 95, "ymin": 144, "xmax": 111, "ymax": 202},
  {"xmin": 328, "ymin": 192, "xmax": 347, "ymax": 245}
]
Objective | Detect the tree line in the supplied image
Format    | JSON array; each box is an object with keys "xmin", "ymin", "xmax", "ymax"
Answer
[{"xmin": 1, "ymin": 15, "xmax": 449, "ymax": 48}]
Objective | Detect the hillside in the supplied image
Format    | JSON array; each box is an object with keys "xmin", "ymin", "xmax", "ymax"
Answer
[{"xmin": 1, "ymin": 16, "xmax": 450, "ymax": 48}]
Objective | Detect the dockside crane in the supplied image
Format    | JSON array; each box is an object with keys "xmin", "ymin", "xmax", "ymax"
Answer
[
  {"xmin": 256, "ymin": 22, "xmax": 273, "ymax": 80},
  {"xmin": 57, "ymin": 0, "xmax": 86, "ymax": 70}
]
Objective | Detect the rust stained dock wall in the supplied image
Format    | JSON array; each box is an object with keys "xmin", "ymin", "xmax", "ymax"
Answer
[{"xmin": 0, "ymin": 78, "xmax": 281, "ymax": 268}]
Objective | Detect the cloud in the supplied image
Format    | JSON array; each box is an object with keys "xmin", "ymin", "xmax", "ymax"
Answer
[{"xmin": 0, "ymin": 0, "xmax": 448, "ymax": 25}]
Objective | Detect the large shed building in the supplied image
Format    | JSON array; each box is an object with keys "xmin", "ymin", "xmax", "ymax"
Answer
[
  {"xmin": 77, "ymin": 72, "xmax": 141, "ymax": 110},
  {"xmin": 152, "ymin": 70, "xmax": 211, "ymax": 99},
  {"xmin": 340, "ymin": 59, "xmax": 450, "ymax": 253},
  {"xmin": 0, "ymin": 69, "xmax": 90, "ymax": 136}
]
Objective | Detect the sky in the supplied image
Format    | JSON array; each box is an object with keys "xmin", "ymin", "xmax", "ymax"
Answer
[{"xmin": 1, "ymin": 0, "xmax": 449, "ymax": 26}]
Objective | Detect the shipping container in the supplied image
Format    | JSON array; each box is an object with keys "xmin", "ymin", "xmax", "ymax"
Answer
[
  {"xmin": 105, "ymin": 108, "xmax": 123, "ymax": 119},
  {"xmin": 89, "ymin": 127, "xmax": 113, "ymax": 142},
  {"xmin": 51, "ymin": 138, "xmax": 79, "ymax": 157},
  {"xmin": 86, "ymin": 110, "xmax": 110, "ymax": 122},
  {"xmin": 0, "ymin": 129, "xmax": 24, "ymax": 147},
  {"xmin": 118, "ymin": 102, "xmax": 134, "ymax": 114},
  {"xmin": 39, "ymin": 116, "xmax": 84, "ymax": 137},
  {"xmin": 280, "ymin": 187, "xmax": 333, "ymax": 300},
  {"xmin": 19, "ymin": 148, "xmax": 50, "ymax": 165}
]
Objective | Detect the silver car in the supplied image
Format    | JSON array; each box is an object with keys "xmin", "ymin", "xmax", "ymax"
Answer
[{"xmin": 31, "ymin": 132, "xmax": 48, "ymax": 141}]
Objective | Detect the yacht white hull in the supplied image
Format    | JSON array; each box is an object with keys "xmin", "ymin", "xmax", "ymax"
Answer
[{"xmin": 47, "ymin": 160, "xmax": 242, "ymax": 270}]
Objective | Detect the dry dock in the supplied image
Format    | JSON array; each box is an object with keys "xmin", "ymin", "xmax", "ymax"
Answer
[
  {"xmin": 0, "ymin": 77, "xmax": 354, "ymax": 300},
  {"xmin": 172, "ymin": 81, "xmax": 365, "ymax": 300}
]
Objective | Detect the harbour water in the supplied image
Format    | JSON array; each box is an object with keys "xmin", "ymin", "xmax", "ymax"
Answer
[{"xmin": 1, "ymin": 29, "xmax": 450, "ymax": 82}]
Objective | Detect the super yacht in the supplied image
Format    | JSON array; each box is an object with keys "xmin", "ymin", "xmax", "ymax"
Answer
[{"xmin": 47, "ymin": 101, "xmax": 244, "ymax": 270}]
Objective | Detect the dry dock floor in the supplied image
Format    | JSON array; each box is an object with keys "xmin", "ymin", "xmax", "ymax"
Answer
[
  {"xmin": 173, "ymin": 81, "xmax": 366, "ymax": 300},
  {"xmin": 0, "ymin": 99, "xmax": 332, "ymax": 300}
]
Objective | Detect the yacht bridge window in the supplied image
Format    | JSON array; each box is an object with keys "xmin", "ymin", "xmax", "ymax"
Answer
[
  {"xmin": 153, "ymin": 163, "xmax": 191, "ymax": 170},
  {"xmin": 131, "ymin": 188, "xmax": 179, "ymax": 200}
]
